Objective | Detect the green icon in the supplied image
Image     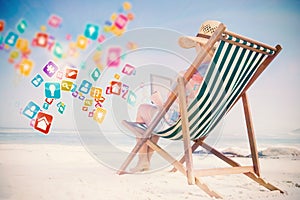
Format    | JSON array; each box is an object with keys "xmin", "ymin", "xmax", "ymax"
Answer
[
  {"xmin": 90, "ymin": 68, "xmax": 101, "ymax": 81},
  {"xmin": 17, "ymin": 19, "xmax": 27, "ymax": 34},
  {"xmin": 53, "ymin": 42, "xmax": 63, "ymax": 58}
]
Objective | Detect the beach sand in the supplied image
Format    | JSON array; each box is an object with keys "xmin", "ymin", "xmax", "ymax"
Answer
[{"xmin": 0, "ymin": 143, "xmax": 299, "ymax": 200}]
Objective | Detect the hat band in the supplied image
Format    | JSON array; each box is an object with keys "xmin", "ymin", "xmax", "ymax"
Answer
[{"xmin": 196, "ymin": 33, "xmax": 211, "ymax": 39}]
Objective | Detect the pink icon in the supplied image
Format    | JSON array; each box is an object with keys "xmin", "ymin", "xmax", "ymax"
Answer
[
  {"xmin": 121, "ymin": 64, "xmax": 135, "ymax": 75},
  {"xmin": 48, "ymin": 15, "xmax": 62, "ymax": 28},
  {"xmin": 107, "ymin": 47, "xmax": 121, "ymax": 67},
  {"xmin": 114, "ymin": 14, "xmax": 128, "ymax": 29}
]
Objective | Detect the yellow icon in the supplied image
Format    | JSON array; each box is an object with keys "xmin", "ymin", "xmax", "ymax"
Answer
[
  {"xmin": 93, "ymin": 107, "xmax": 106, "ymax": 124},
  {"xmin": 110, "ymin": 25, "xmax": 124, "ymax": 36},
  {"xmin": 40, "ymin": 25, "xmax": 47, "ymax": 32},
  {"xmin": 114, "ymin": 73, "xmax": 120, "ymax": 80},
  {"xmin": 76, "ymin": 35, "xmax": 88, "ymax": 49},
  {"xmin": 61, "ymin": 80, "xmax": 73, "ymax": 91},
  {"xmin": 110, "ymin": 13, "xmax": 117, "ymax": 21},
  {"xmin": 123, "ymin": 2, "xmax": 132, "ymax": 10},
  {"xmin": 16, "ymin": 38, "xmax": 29, "ymax": 52},
  {"xmin": 90, "ymin": 87, "xmax": 102, "ymax": 99},
  {"xmin": 84, "ymin": 99, "xmax": 93, "ymax": 106},
  {"xmin": 19, "ymin": 59, "xmax": 34, "ymax": 76}
]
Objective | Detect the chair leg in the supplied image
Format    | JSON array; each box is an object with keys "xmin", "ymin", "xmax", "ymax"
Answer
[
  {"xmin": 242, "ymin": 93, "xmax": 260, "ymax": 177},
  {"xmin": 146, "ymin": 139, "xmax": 222, "ymax": 199},
  {"xmin": 198, "ymin": 140, "xmax": 284, "ymax": 193},
  {"xmin": 177, "ymin": 76, "xmax": 195, "ymax": 185}
]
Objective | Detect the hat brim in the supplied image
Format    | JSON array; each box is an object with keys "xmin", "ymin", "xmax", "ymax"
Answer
[{"xmin": 178, "ymin": 36, "xmax": 208, "ymax": 49}]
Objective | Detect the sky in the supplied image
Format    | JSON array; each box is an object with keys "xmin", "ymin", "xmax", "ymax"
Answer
[{"xmin": 0, "ymin": 0, "xmax": 299, "ymax": 139}]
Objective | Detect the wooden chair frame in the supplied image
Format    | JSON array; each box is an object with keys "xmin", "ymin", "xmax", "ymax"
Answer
[{"xmin": 117, "ymin": 23, "xmax": 283, "ymax": 198}]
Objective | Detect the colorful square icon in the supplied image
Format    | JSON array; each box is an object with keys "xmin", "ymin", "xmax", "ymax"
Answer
[
  {"xmin": 43, "ymin": 102, "xmax": 50, "ymax": 110},
  {"xmin": 84, "ymin": 99, "xmax": 93, "ymax": 106},
  {"xmin": 127, "ymin": 91, "xmax": 137, "ymax": 106},
  {"xmin": 48, "ymin": 15, "xmax": 62, "ymax": 28},
  {"xmin": 70, "ymin": 83, "xmax": 77, "ymax": 92},
  {"xmin": 31, "ymin": 74, "xmax": 44, "ymax": 87},
  {"xmin": 34, "ymin": 112, "xmax": 53, "ymax": 134},
  {"xmin": 107, "ymin": 47, "xmax": 121, "ymax": 67},
  {"xmin": 43, "ymin": 61, "xmax": 58, "ymax": 77},
  {"xmin": 5, "ymin": 31, "xmax": 18, "ymax": 46},
  {"xmin": 61, "ymin": 80, "xmax": 73, "ymax": 91},
  {"xmin": 84, "ymin": 24, "xmax": 99, "ymax": 40},
  {"xmin": 19, "ymin": 59, "xmax": 34, "ymax": 76},
  {"xmin": 57, "ymin": 102, "xmax": 66, "ymax": 114},
  {"xmin": 0, "ymin": 20, "xmax": 5, "ymax": 32},
  {"xmin": 22, "ymin": 101, "xmax": 40, "ymax": 119},
  {"xmin": 45, "ymin": 98, "xmax": 54, "ymax": 105},
  {"xmin": 114, "ymin": 14, "xmax": 128, "ymax": 29},
  {"xmin": 78, "ymin": 80, "xmax": 92, "ymax": 94},
  {"xmin": 36, "ymin": 32, "xmax": 48, "ymax": 47},
  {"xmin": 16, "ymin": 38, "xmax": 29, "ymax": 52},
  {"xmin": 110, "ymin": 81, "xmax": 122, "ymax": 95},
  {"xmin": 77, "ymin": 35, "xmax": 88, "ymax": 49},
  {"xmin": 65, "ymin": 68, "xmax": 78, "ymax": 79},
  {"xmin": 122, "ymin": 64, "xmax": 135, "ymax": 75},
  {"xmin": 90, "ymin": 87, "xmax": 102, "ymax": 99},
  {"xmin": 16, "ymin": 19, "xmax": 27, "ymax": 34},
  {"xmin": 93, "ymin": 107, "xmax": 107, "ymax": 124},
  {"xmin": 53, "ymin": 42, "xmax": 63, "ymax": 58},
  {"xmin": 45, "ymin": 82, "xmax": 61, "ymax": 99},
  {"xmin": 90, "ymin": 68, "xmax": 101, "ymax": 81},
  {"xmin": 56, "ymin": 71, "xmax": 63, "ymax": 79}
]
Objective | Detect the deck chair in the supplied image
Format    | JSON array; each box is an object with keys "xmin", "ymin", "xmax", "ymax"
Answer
[{"xmin": 117, "ymin": 22, "xmax": 283, "ymax": 198}]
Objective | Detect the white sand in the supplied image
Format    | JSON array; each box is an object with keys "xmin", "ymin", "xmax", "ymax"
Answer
[{"xmin": 0, "ymin": 143, "xmax": 299, "ymax": 200}]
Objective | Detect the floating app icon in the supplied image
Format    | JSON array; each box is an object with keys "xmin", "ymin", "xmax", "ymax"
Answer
[
  {"xmin": 43, "ymin": 102, "xmax": 49, "ymax": 110},
  {"xmin": 121, "ymin": 84, "xmax": 129, "ymax": 99},
  {"xmin": 82, "ymin": 106, "xmax": 88, "ymax": 111},
  {"xmin": 15, "ymin": 38, "xmax": 29, "ymax": 52},
  {"xmin": 45, "ymin": 98, "xmax": 54, "ymax": 105},
  {"xmin": 114, "ymin": 74, "xmax": 120, "ymax": 80},
  {"xmin": 61, "ymin": 80, "xmax": 73, "ymax": 91},
  {"xmin": 47, "ymin": 35, "xmax": 55, "ymax": 51},
  {"xmin": 84, "ymin": 24, "xmax": 99, "ymax": 40},
  {"xmin": 31, "ymin": 74, "xmax": 44, "ymax": 87},
  {"xmin": 72, "ymin": 91, "xmax": 79, "ymax": 98},
  {"xmin": 16, "ymin": 19, "xmax": 27, "ymax": 34},
  {"xmin": 84, "ymin": 99, "xmax": 93, "ymax": 106},
  {"xmin": 65, "ymin": 68, "xmax": 78, "ymax": 79},
  {"xmin": 53, "ymin": 42, "xmax": 63, "ymax": 58},
  {"xmin": 0, "ymin": 20, "xmax": 5, "ymax": 32},
  {"xmin": 123, "ymin": 1, "xmax": 132, "ymax": 10},
  {"xmin": 77, "ymin": 35, "xmax": 88, "ymax": 49},
  {"xmin": 5, "ymin": 31, "xmax": 18, "ymax": 46},
  {"xmin": 93, "ymin": 107, "xmax": 107, "ymax": 124},
  {"xmin": 122, "ymin": 64, "xmax": 135, "ymax": 75},
  {"xmin": 88, "ymin": 110, "xmax": 94, "ymax": 117},
  {"xmin": 22, "ymin": 101, "xmax": 40, "ymax": 119},
  {"xmin": 90, "ymin": 68, "xmax": 101, "ymax": 81},
  {"xmin": 19, "ymin": 59, "xmax": 34, "ymax": 76},
  {"xmin": 90, "ymin": 87, "xmax": 102, "ymax": 99},
  {"xmin": 45, "ymin": 82, "xmax": 61, "ymax": 99},
  {"xmin": 57, "ymin": 102, "xmax": 66, "ymax": 114},
  {"xmin": 43, "ymin": 61, "xmax": 58, "ymax": 77},
  {"xmin": 36, "ymin": 32, "xmax": 48, "ymax": 47},
  {"xmin": 48, "ymin": 15, "xmax": 62, "ymax": 28},
  {"xmin": 70, "ymin": 83, "xmax": 77, "ymax": 92},
  {"xmin": 98, "ymin": 34, "xmax": 105, "ymax": 43},
  {"xmin": 34, "ymin": 112, "xmax": 53, "ymax": 134},
  {"xmin": 9, "ymin": 50, "xmax": 19, "ymax": 59},
  {"xmin": 56, "ymin": 71, "xmax": 63, "ymax": 80},
  {"xmin": 114, "ymin": 14, "xmax": 128, "ymax": 29},
  {"xmin": 78, "ymin": 80, "xmax": 92, "ymax": 94},
  {"xmin": 107, "ymin": 47, "xmax": 121, "ymax": 67},
  {"xmin": 110, "ymin": 81, "xmax": 122, "ymax": 95},
  {"xmin": 127, "ymin": 91, "xmax": 137, "ymax": 106}
]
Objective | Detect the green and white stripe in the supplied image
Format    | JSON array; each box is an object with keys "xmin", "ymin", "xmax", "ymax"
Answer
[{"xmin": 153, "ymin": 37, "xmax": 272, "ymax": 140}]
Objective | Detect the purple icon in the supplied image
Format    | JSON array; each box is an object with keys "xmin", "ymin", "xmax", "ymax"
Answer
[{"xmin": 43, "ymin": 61, "xmax": 59, "ymax": 77}]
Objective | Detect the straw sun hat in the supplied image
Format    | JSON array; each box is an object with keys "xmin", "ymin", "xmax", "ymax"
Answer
[{"xmin": 178, "ymin": 20, "xmax": 222, "ymax": 49}]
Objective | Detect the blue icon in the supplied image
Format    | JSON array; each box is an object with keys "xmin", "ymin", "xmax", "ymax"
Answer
[
  {"xmin": 90, "ymin": 68, "xmax": 101, "ymax": 81},
  {"xmin": 57, "ymin": 102, "xmax": 66, "ymax": 114},
  {"xmin": 43, "ymin": 102, "xmax": 49, "ymax": 110},
  {"xmin": 16, "ymin": 19, "xmax": 27, "ymax": 34},
  {"xmin": 22, "ymin": 101, "xmax": 40, "ymax": 119},
  {"xmin": 70, "ymin": 83, "xmax": 77, "ymax": 93},
  {"xmin": 5, "ymin": 31, "xmax": 19, "ymax": 47},
  {"xmin": 78, "ymin": 80, "xmax": 92, "ymax": 94},
  {"xmin": 31, "ymin": 74, "xmax": 44, "ymax": 87},
  {"xmin": 45, "ymin": 82, "xmax": 61, "ymax": 99},
  {"xmin": 84, "ymin": 24, "xmax": 99, "ymax": 40}
]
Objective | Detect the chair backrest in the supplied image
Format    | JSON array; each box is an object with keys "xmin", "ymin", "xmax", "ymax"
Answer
[{"xmin": 155, "ymin": 30, "xmax": 281, "ymax": 140}]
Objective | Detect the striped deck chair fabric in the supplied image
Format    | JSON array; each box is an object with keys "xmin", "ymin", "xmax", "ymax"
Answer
[{"xmin": 134, "ymin": 35, "xmax": 275, "ymax": 141}]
